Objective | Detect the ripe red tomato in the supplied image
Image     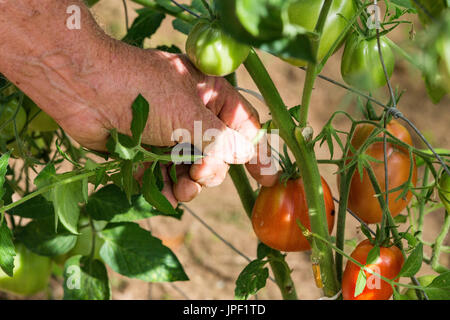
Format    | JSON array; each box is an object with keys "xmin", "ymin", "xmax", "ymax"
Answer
[
  {"xmin": 342, "ymin": 239, "xmax": 404, "ymax": 300},
  {"xmin": 251, "ymin": 177, "xmax": 335, "ymax": 252},
  {"xmin": 346, "ymin": 120, "xmax": 417, "ymax": 224}
]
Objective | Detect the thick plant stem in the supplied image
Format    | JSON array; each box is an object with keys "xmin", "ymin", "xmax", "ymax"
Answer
[
  {"xmin": 267, "ymin": 254, "xmax": 298, "ymax": 300},
  {"xmin": 228, "ymin": 165, "xmax": 298, "ymax": 300},
  {"xmin": 299, "ymin": 0, "xmax": 333, "ymax": 127},
  {"xmin": 335, "ymin": 164, "xmax": 356, "ymax": 283},
  {"xmin": 244, "ymin": 50, "xmax": 339, "ymax": 297},
  {"xmin": 431, "ymin": 210, "xmax": 450, "ymax": 273},
  {"xmin": 228, "ymin": 165, "xmax": 255, "ymax": 220}
]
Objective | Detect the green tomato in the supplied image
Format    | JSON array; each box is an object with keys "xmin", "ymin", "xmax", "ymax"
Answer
[
  {"xmin": 438, "ymin": 170, "xmax": 450, "ymax": 213},
  {"xmin": 341, "ymin": 33, "xmax": 395, "ymax": 91},
  {"xmin": 403, "ymin": 275, "xmax": 437, "ymax": 300},
  {"xmin": 186, "ymin": 21, "xmax": 251, "ymax": 77},
  {"xmin": 23, "ymin": 96, "xmax": 59, "ymax": 132},
  {"xmin": 68, "ymin": 225, "xmax": 104, "ymax": 261},
  {"xmin": 0, "ymin": 99, "xmax": 27, "ymax": 142},
  {"xmin": 285, "ymin": 0, "xmax": 356, "ymax": 67},
  {"xmin": 0, "ymin": 244, "xmax": 52, "ymax": 296}
]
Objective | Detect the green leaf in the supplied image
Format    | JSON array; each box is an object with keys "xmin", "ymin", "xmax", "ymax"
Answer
[
  {"xmin": 354, "ymin": 268, "xmax": 367, "ymax": 297},
  {"xmin": 366, "ymin": 246, "xmax": 380, "ymax": 265},
  {"xmin": 16, "ymin": 218, "xmax": 77, "ymax": 257},
  {"xmin": 106, "ymin": 129, "xmax": 138, "ymax": 160},
  {"xmin": 99, "ymin": 222, "xmax": 188, "ymax": 282},
  {"xmin": 130, "ymin": 94, "xmax": 150, "ymax": 145},
  {"xmin": 172, "ymin": 18, "xmax": 193, "ymax": 35},
  {"xmin": 2, "ymin": 182, "xmax": 13, "ymax": 206},
  {"xmin": 393, "ymin": 214, "xmax": 408, "ymax": 224},
  {"xmin": 121, "ymin": 160, "xmax": 135, "ymax": 204},
  {"xmin": 259, "ymin": 33, "xmax": 315, "ymax": 62},
  {"xmin": 34, "ymin": 164, "xmax": 86, "ymax": 234},
  {"xmin": 235, "ymin": 260, "xmax": 269, "ymax": 300},
  {"xmin": 8, "ymin": 195, "xmax": 54, "ymax": 219},
  {"xmin": 399, "ymin": 243, "xmax": 423, "ymax": 277},
  {"xmin": 86, "ymin": 184, "xmax": 182, "ymax": 222},
  {"xmin": 122, "ymin": 9, "xmax": 165, "ymax": 48},
  {"xmin": 142, "ymin": 167, "xmax": 178, "ymax": 216},
  {"xmin": 0, "ymin": 152, "xmax": 10, "ymax": 202},
  {"xmin": 0, "ymin": 221, "xmax": 15, "ymax": 277},
  {"xmin": 256, "ymin": 243, "xmax": 274, "ymax": 260},
  {"xmin": 423, "ymin": 271, "xmax": 450, "ymax": 300},
  {"xmin": 63, "ymin": 255, "xmax": 111, "ymax": 300}
]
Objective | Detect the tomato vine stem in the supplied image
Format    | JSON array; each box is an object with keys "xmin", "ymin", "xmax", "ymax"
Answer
[{"xmin": 244, "ymin": 49, "xmax": 339, "ymax": 297}]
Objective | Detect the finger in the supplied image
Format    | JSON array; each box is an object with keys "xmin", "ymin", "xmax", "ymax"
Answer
[
  {"xmin": 207, "ymin": 78, "xmax": 278, "ymax": 186},
  {"xmin": 245, "ymin": 143, "xmax": 280, "ymax": 187},
  {"xmin": 172, "ymin": 165, "xmax": 202, "ymax": 202},
  {"xmin": 189, "ymin": 155, "xmax": 229, "ymax": 187},
  {"xmin": 171, "ymin": 105, "xmax": 255, "ymax": 164}
]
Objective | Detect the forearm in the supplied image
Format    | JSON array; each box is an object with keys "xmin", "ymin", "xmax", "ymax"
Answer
[{"xmin": 0, "ymin": 1, "xmax": 112, "ymax": 137}]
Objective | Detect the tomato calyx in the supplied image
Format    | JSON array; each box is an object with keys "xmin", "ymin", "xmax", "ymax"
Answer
[{"xmin": 278, "ymin": 144, "xmax": 301, "ymax": 184}]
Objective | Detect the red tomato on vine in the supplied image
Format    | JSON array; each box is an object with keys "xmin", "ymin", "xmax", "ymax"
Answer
[
  {"xmin": 342, "ymin": 239, "xmax": 404, "ymax": 300},
  {"xmin": 251, "ymin": 176, "xmax": 335, "ymax": 252},
  {"xmin": 345, "ymin": 120, "xmax": 417, "ymax": 224}
]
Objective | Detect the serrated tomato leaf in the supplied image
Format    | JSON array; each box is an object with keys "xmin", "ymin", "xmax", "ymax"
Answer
[
  {"xmin": 34, "ymin": 164, "xmax": 86, "ymax": 234},
  {"xmin": 16, "ymin": 218, "xmax": 77, "ymax": 257},
  {"xmin": 235, "ymin": 260, "xmax": 269, "ymax": 300},
  {"xmin": 0, "ymin": 221, "xmax": 15, "ymax": 277},
  {"xmin": 130, "ymin": 94, "xmax": 149, "ymax": 145},
  {"xmin": 399, "ymin": 243, "xmax": 423, "ymax": 277},
  {"xmin": 8, "ymin": 195, "xmax": 54, "ymax": 219},
  {"xmin": 142, "ymin": 167, "xmax": 178, "ymax": 216},
  {"xmin": 354, "ymin": 268, "xmax": 367, "ymax": 297},
  {"xmin": 0, "ymin": 152, "xmax": 10, "ymax": 202},
  {"xmin": 86, "ymin": 184, "xmax": 182, "ymax": 222},
  {"xmin": 63, "ymin": 255, "xmax": 111, "ymax": 300},
  {"xmin": 99, "ymin": 222, "xmax": 188, "ymax": 282}
]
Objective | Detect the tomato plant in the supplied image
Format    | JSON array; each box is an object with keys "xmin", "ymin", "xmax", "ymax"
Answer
[
  {"xmin": 285, "ymin": 0, "xmax": 356, "ymax": 66},
  {"xmin": 252, "ymin": 176, "xmax": 335, "ymax": 252},
  {"xmin": 0, "ymin": 244, "xmax": 52, "ymax": 296},
  {"xmin": 0, "ymin": 0, "xmax": 449, "ymax": 303},
  {"xmin": 342, "ymin": 239, "xmax": 404, "ymax": 300},
  {"xmin": 341, "ymin": 32, "xmax": 395, "ymax": 91},
  {"xmin": 345, "ymin": 120, "xmax": 417, "ymax": 224},
  {"xmin": 186, "ymin": 20, "xmax": 250, "ymax": 76},
  {"xmin": 0, "ymin": 99, "xmax": 26, "ymax": 142}
]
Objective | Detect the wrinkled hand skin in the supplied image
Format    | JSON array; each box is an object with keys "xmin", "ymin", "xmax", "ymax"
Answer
[{"xmin": 0, "ymin": 0, "xmax": 277, "ymax": 206}]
